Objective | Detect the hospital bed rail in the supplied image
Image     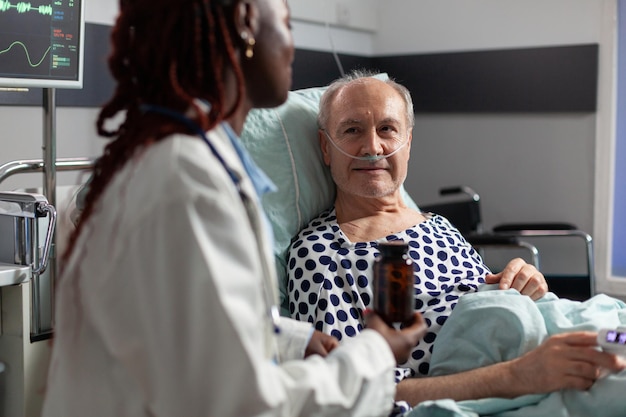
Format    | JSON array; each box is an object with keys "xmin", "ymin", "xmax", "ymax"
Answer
[
  {"xmin": 0, "ymin": 157, "xmax": 95, "ymax": 184},
  {"xmin": 0, "ymin": 157, "xmax": 95, "ymax": 340}
]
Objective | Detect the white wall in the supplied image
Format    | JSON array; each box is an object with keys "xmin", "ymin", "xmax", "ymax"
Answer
[
  {"xmin": 0, "ymin": 107, "xmax": 102, "ymax": 192},
  {"xmin": 84, "ymin": 0, "xmax": 118, "ymax": 25},
  {"xmin": 374, "ymin": 0, "xmax": 603, "ymax": 55}
]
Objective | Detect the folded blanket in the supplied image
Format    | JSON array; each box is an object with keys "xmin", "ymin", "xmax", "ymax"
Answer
[{"xmin": 407, "ymin": 287, "xmax": 626, "ymax": 417}]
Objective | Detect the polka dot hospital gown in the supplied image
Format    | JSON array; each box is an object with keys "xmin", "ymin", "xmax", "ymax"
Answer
[{"xmin": 287, "ymin": 208, "xmax": 488, "ymax": 403}]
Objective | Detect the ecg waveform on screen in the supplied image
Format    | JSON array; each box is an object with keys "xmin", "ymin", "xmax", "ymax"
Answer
[
  {"xmin": 0, "ymin": 1, "xmax": 52, "ymax": 14},
  {"xmin": 0, "ymin": 40, "xmax": 51, "ymax": 67}
]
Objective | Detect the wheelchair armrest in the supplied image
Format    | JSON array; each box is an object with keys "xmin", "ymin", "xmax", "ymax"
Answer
[
  {"xmin": 465, "ymin": 233, "xmax": 523, "ymax": 246},
  {"xmin": 490, "ymin": 222, "xmax": 595, "ymax": 297},
  {"xmin": 493, "ymin": 222, "xmax": 577, "ymax": 232}
]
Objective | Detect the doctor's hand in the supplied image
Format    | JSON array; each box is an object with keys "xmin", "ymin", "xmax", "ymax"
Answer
[
  {"xmin": 364, "ymin": 311, "xmax": 426, "ymax": 365},
  {"xmin": 305, "ymin": 330, "xmax": 339, "ymax": 358},
  {"xmin": 507, "ymin": 332, "xmax": 626, "ymax": 394},
  {"xmin": 485, "ymin": 257, "xmax": 548, "ymax": 300}
]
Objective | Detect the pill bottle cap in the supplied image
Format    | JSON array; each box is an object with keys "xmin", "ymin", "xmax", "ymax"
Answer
[{"xmin": 378, "ymin": 241, "xmax": 409, "ymax": 256}]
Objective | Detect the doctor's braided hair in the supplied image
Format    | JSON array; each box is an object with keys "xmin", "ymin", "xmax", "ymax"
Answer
[{"xmin": 63, "ymin": 0, "xmax": 245, "ymax": 264}]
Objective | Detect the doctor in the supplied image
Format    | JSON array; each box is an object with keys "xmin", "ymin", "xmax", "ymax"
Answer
[{"xmin": 41, "ymin": 0, "xmax": 426, "ymax": 416}]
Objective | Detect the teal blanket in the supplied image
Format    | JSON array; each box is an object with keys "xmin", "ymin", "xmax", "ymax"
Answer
[{"xmin": 407, "ymin": 287, "xmax": 626, "ymax": 417}]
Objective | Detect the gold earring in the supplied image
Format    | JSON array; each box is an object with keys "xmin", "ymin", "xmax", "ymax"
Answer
[{"xmin": 241, "ymin": 32, "xmax": 256, "ymax": 59}]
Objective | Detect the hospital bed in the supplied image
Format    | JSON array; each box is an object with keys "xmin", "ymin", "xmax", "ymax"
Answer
[{"xmin": 239, "ymin": 76, "xmax": 626, "ymax": 416}]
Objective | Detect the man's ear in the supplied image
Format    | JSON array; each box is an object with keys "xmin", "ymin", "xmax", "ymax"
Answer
[
  {"xmin": 319, "ymin": 130, "xmax": 331, "ymax": 166},
  {"xmin": 406, "ymin": 129, "xmax": 413, "ymax": 153}
]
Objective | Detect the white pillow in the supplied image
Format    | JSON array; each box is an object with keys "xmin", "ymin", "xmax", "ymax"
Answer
[{"xmin": 240, "ymin": 76, "xmax": 418, "ymax": 314}]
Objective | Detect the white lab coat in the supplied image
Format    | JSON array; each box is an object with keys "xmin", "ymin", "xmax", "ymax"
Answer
[{"xmin": 42, "ymin": 125, "xmax": 397, "ymax": 417}]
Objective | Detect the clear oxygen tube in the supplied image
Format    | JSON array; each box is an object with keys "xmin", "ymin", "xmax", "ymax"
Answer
[{"xmin": 322, "ymin": 129, "xmax": 409, "ymax": 162}]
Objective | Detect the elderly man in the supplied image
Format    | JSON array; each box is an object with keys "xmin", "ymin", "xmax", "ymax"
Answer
[{"xmin": 286, "ymin": 70, "xmax": 624, "ymax": 410}]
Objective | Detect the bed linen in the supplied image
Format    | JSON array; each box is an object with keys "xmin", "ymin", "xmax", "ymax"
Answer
[{"xmin": 407, "ymin": 286, "xmax": 626, "ymax": 417}]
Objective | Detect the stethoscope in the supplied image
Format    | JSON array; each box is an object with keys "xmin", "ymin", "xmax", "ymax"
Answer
[{"xmin": 141, "ymin": 104, "xmax": 282, "ymax": 336}]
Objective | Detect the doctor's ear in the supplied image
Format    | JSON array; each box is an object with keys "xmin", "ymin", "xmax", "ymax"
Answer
[{"xmin": 234, "ymin": 1, "xmax": 260, "ymax": 53}]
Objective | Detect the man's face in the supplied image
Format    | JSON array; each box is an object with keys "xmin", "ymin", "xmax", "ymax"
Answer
[{"xmin": 320, "ymin": 78, "xmax": 412, "ymax": 200}]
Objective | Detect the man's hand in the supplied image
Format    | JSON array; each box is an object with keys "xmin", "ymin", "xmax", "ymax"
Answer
[
  {"xmin": 508, "ymin": 332, "xmax": 626, "ymax": 394},
  {"xmin": 485, "ymin": 257, "xmax": 548, "ymax": 300},
  {"xmin": 305, "ymin": 330, "xmax": 339, "ymax": 358}
]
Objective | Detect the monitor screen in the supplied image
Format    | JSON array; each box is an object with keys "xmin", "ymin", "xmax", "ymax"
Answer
[
  {"xmin": 605, "ymin": 330, "xmax": 626, "ymax": 345},
  {"xmin": 0, "ymin": 0, "xmax": 84, "ymax": 89}
]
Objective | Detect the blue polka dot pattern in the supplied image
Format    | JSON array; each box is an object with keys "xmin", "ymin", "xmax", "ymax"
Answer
[{"xmin": 287, "ymin": 207, "xmax": 487, "ymax": 383}]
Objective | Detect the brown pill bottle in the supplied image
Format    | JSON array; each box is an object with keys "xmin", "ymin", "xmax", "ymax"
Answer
[{"xmin": 373, "ymin": 241, "xmax": 414, "ymax": 326}]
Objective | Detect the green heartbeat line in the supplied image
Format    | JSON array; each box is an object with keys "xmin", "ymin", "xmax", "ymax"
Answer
[
  {"xmin": 0, "ymin": 41, "xmax": 51, "ymax": 67},
  {"xmin": 0, "ymin": 1, "xmax": 52, "ymax": 15}
]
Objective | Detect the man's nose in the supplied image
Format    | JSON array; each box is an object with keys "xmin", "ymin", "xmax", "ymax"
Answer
[{"xmin": 359, "ymin": 130, "xmax": 384, "ymax": 156}]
